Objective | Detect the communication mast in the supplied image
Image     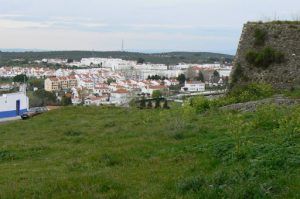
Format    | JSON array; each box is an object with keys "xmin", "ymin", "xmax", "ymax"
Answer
[{"xmin": 121, "ymin": 40, "xmax": 124, "ymax": 52}]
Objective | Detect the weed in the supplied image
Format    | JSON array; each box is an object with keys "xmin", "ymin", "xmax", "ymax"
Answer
[{"xmin": 177, "ymin": 176, "xmax": 205, "ymax": 194}]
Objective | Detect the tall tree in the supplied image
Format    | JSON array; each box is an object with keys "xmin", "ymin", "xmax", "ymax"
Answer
[
  {"xmin": 61, "ymin": 95, "xmax": 72, "ymax": 106},
  {"xmin": 197, "ymin": 71, "xmax": 205, "ymax": 82},
  {"xmin": 155, "ymin": 99, "xmax": 160, "ymax": 108},
  {"xmin": 140, "ymin": 97, "xmax": 146, "ymax": 109},
  {"xmin": 147, "ymin": 101, "xmax": 153, "ymax": 109},
  {"xmin": 13, "ymin": 74, "xmax": 28, "ymax": 83},
  {"xmin": 137, "ymin": 58, "xmax": 145, "ymax": 64},
  {"xmin": 177, "ymin": 74, "xmax": 186, "ymax": 85},
  {"xmin": 163, "ymin": 100, "xmax": 170, "ymax": 109}
]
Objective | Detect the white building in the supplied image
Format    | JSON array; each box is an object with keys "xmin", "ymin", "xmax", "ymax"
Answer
[
  {"xmin": 164, "ymin": 79, "xmax": 179, "ymax": 86},
  {"xmin": 181, "ymin": 81, "xmax": 205, "ymax": 92},
  {"xmin": 142, "ymin": 85, "xmax": 168, "ymax": 96},
  {"xmin": 110, "ymin": 89, "xmax": 130, "ymax": 105},
  {"xmin": 0, "ymin": 90, "xmax": 29, "ymax": 119},
  {"xmin": 84, "ymin": 96, "xmax": 108, "ymax": 106}
]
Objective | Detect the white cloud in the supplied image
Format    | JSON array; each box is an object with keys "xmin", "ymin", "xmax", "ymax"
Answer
[
  {"xmin": 0, "ymin": 19, "xmax": 50, "ymax": 29},
  {"xmin": 0, "ymin": 0, "xmax": 299, "ymax": 53}
]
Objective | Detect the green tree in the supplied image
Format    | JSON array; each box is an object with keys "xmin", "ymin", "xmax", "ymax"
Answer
[
  {"xmin": 155, "ymin": 99, "xmax": 161, "ymax": 108},
  {"xmin": 29, "ymin": 78, "xmax": 44, "ymax": 89},
  {"xmin": 61, "ymin": 95, "xmax": 72, "ymax": 106},
  {"xmin": 147, "ymin": 101, "xmax": 153, "ymax": 109},
  {"xmin": 106, "ymin": 78, "xmax": 116, "ymax": 85},
  {"xmin": 197, "ymin": 71, "xmax": 204, "ymax": 82},
  {"xmin": 152, "ymin": 90, "xmax": 162, "ymax": 98},
  {"xmin": 213, "ymin": 70, "xmax": 220, "ymax": 78},
  {"xmin": 163, "ymin": 100, "xmax": 170, "ymax": 109},
  {"xmin": 29, "ymin": 89, "xmax": 57, "ymax": 107},
  {"xmin": 140, "ymin": 97, "xmax": 146, "ymax": 109},
  {"xmin": 177, "ymin": 74, "xmax": 186, "ymax": 85},
  {"xmin": 212, "ymin": 70, "xmax": 220, "ymax": 83},
  {"xmin": 137, "ymin": 58, "xmax": 145, "ymax": 64},
  {"xmin": 13, "ymin": 74, "xmax": 28, "ymax": 83}
]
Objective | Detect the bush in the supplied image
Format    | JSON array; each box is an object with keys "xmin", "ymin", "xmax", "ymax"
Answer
[
  {"xmin": 254, "ymin": 28, "xmax": 268, "ymax": 46},
  {"xmin": 29, "ymin": 89, "xmax": 58, "ymax": 107},
  {"xmin": 188, "ymin": 96, "xmax": 211, "ymax": 113},
  {"xmin": 177, "ymin": 176, "xmax": 205, "ymax": 194},
  {"xmin": 152, "ymin": 90, "xmax": 162, "ymax": 98},
  {"xmin": 227, "ymin": 83, "xmax": 274, "ymax": 103},
  {"xmin": 230, "ymin": 63, "xmax": 244, "ymax": 87},
  {"xmin": 61, "ymin": 95, "xmax": 72, "ymax": 106},
  {"xmin": 186, "ymin": 83, "xmax": 274, "ymax": 113},
  {"xmin": 246, "ymin": 47, "xmax": 285, "ymax": 69}
]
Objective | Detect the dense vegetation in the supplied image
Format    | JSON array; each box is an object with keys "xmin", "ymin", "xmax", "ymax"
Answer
[
  {"xmin": 253, "ymin": 28, "xmax": 268, "ymax": 46},
  {"xmin": 0, "ymin": 85, "xmax": 299, "ymax": 198},
  {"xmin": 0, "ymin": 51, "xmax": 234, "ymax": 66},
  {"xmin": 244, "ymin": 27, "xmax": 285, "ymax": 69},
  {"xmin": 246, "ymin": 47, "xmax": 285, "ymax": 69},
  {"xmin": 187, "ymin": 83, "xmax": 274, "ymax": 113}
]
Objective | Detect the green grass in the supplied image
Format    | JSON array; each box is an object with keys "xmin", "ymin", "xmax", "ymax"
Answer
[{"xmin": 0, "ymin": 105, "xmax": 299, "ymax": 198}]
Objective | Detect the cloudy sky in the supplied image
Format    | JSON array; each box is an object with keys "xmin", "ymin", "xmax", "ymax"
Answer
[{"xmin": 0, "ymin": 0, "xmax": 299, "ymax": 54}]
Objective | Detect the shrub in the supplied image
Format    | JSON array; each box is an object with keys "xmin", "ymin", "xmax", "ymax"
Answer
[
  {"xmin": 152, "ymin": 90, "xmax": 162, "ymax": 98},
  {"xmin": 254, "ymin": 28, "xmax": 268, "ymax": 46},
  {"xmin": 0, "ymin": 150, "xmax": 16, "ymax": 162},
  {"xmin": 147, "ymin": 101, "xmax": 153, "ymax": 109},
  {"xmin": 187, "ymin": 83, "xmax": 274, "ymax": 113},
  {"xmin": 231, "ymin": 63, "xmax": 244, "ymax": 85},
  {"xmin": 253, "ymin": 105, "xmax": 281, "ymax": 130},
  {"xmin": 228, "ymin": 83, "xmax": 274, "ymax": 103},
  {"xmin": 188, "ymin": 96, "xmax": 211, "ymax": 113},
  {"xmin": 177, "ymin": 176, "xmax": 205, "ymax": 194},
  {"xmin": 246, "ymin": 47, "xmax": 285, "ymax": 69}
]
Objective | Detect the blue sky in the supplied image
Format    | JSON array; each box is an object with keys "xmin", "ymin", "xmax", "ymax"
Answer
[{"xmin": 0, "ymin": 0, "xmax": 299, "ymax": 54}]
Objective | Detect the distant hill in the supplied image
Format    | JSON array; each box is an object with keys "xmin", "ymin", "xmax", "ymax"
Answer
[{"xmin": 0, "ymin": 51, "xmax": 234, "ymax": 66}]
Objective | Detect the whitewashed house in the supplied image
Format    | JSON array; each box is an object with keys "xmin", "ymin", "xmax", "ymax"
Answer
[
  {"xmin": 84, "ymin": 96, "xmax": 108, "ymax": 106},
  {"xmin": 181, "ymin": 81, "xmax": 205, "ymax": 92},
  {"xmin": 0, "ymin": 87, "xmax": 29, "ymax": 119},
  {"xmin": 71, "ymin": 97, "xmax": 82, "ymax": 105},
  {"xmin": 141, "ymin": 85, "xmax": 168, "ymax": 95},
  {"xmin": 93, "ymin": 84, "xmax": 110, "ymax": 95},
  {"xmin": 164, "ymin": 79, "xmax": 179, "ymax": 86},
  {"xmin": 110, "ymin": 89, "xmax": 130, "ymax": 105}
]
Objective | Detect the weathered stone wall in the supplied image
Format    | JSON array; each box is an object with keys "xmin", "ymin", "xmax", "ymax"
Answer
[
  {"xmin": 231, "ymin": 22, "xmax": 300, "ymax": 89},
  {"xmin": 220, "ymin": 95, "xmax": 300, "ymax": 112}
]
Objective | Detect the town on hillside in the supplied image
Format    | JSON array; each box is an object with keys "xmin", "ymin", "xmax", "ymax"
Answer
[{"xmin": 0, "ymin": 57, "xmax": 232, "ymax": 109}]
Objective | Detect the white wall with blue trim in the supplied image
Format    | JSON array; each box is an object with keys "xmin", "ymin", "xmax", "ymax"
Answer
[{"xmin": 0, "ymin": 92, "xmax": 29, "ymax": 119}]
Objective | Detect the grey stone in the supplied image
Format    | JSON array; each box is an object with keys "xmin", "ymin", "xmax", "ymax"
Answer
[
  {"xmin": 220, "ymin": 96, "xmax": 300, "ymax": 112},
  {"xmin": 231, "ymin": 22, "xmax": 300, "ymax": 90}
]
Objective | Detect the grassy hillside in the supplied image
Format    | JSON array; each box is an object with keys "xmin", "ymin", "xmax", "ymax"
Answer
[
  {"xmin": 0, "ymin": 105, "xmax": 299, "ymax": 198},
  {"xmin": 0, "ymin": 51, "xmax": 234, "ymax": 66}
]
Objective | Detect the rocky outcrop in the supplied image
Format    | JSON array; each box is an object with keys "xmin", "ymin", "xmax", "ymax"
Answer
[
  {"xmin": 220, "ymin": 95, "xmax": 300, "ymax": 112},
  {"xmin": 231, "ymin": 21, "xmax": 300, "ymax": 89}
]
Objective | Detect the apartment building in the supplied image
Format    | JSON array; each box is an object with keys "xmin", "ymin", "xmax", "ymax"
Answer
[{"xmin": 44, "ymin": 76, "xmax": 78, "ymax": 92}]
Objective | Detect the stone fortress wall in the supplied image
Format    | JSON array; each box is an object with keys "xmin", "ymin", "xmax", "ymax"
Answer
[{"xmin": 231, "ymin": 21, "xmax": 300, "ymax": 89}]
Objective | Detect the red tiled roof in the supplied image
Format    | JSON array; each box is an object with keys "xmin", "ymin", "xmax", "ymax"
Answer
[
  {"xmin": 187, "ymin": 81, "xmax": 204, "ymax": 84},
  {"xmin": 112, "ymin": 89, "xmax": 129, "ymax": 94},
  {"xmin": 49, "ymin": 77, "xmax": 59, "ymax": 81},
  {"xmin": 149, "ymin": 85, "xmax": 166, "ymax": 89}
]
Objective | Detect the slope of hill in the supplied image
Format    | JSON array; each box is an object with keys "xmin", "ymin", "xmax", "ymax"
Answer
[
  {"xmin": 0, "ymin": 105, "xmax": 299, "ymax": 198},
  {"xmin": 0, "ymin": 51, "xmax": 234, "ymax": 66}
]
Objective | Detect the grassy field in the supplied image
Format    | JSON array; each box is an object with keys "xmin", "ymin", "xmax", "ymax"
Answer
[{"xmin": 0, "ymin": 105, "xmax": 299, "ymax": 198}]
